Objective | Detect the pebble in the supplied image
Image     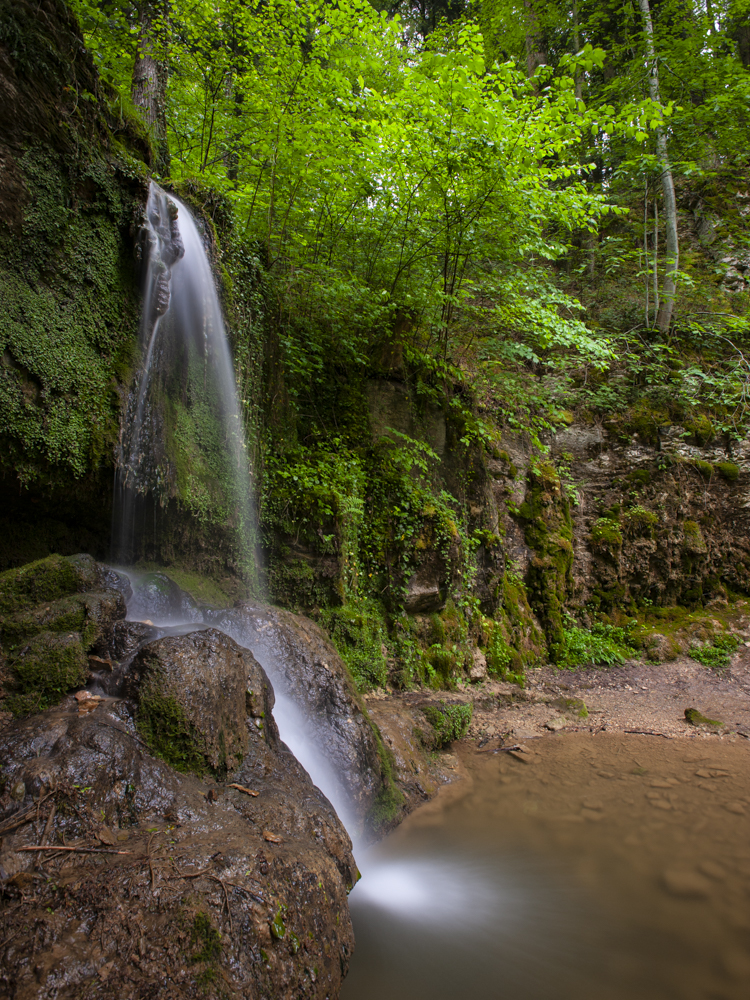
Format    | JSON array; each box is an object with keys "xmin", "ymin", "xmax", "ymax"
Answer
[
  {"xmin": 662, "ymin": 869, "xmax": 712, "ymax": 898},
  {"xmin": 10, "ymin": 781, "xmax": 25, "ymax": 801},
  {"xmin": 724, "ymin": 801, "xmax": 746, "ymax": 815},
  {"xmin": 544, "ymin": 717, "xmax": 567, "ymax": 732}
]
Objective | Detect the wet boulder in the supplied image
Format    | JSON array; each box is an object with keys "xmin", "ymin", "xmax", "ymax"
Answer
[
  {"xmin": 0, "ymin": 555, "xmax": 128, "ymax": 718},
  {"xmin": 127, "ymin": 628, "xmax": 276, "ymax": 776},
  {"xmin": 0, "ymin": 670, "xmax": 356, "ymax": 999},
  {"xmin": 127, "ymin": 571, "xmax": 201, "ymax": 623},
  {"xmin": 0, "ymin": 553, "xmax": 102, "ymax": 614},
  {"xmin": 208, "ymin": 602, "xmax": 385, "ymax": 833},
  {"xmin": 4, "ymin": 632, "xmax": 89, "ymax": 716}
]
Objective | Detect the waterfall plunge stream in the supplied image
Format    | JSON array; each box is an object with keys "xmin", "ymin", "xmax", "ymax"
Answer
[{"xmin": 112, "ymin": 181, "xmax": 354, "ymax": 834}]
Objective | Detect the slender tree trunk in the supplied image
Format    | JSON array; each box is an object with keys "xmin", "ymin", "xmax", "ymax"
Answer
[
  {"xmin": 524, "ymin": 1, "xmax": 546, "ymax": 82},
  {"xmin": 132, "ymin": 1, "xmax": 171, "ymax": 176},
  {"xmin": 638, "ymin": 0, "xmax": 678, "ymax": 334},
  {"xmin": 572, "ymin": 1, "xmax": 582, "ymax": 101}
]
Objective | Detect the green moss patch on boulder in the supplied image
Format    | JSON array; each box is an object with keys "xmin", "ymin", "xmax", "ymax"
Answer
[
  {"xmin": 5, "ymin": 630, "xmax": 88, "ymax": 715},
  {"xmin": 0, "ymin": 553, "xmax": 83, "ymax": 613},
  {"xmin": 128, "ymin": 629, "xmax": 262, "ymax": 777},
  {"xmin": 1, "ymin": 589, "xmax": 124, "ymax": 646}
]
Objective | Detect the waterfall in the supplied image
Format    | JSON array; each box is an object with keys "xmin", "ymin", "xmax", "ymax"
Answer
[
  {"xmin": 112, "ymin": 182, "xmax": 355, "ymax": 838},
  {"xmin": 113, "ymin": 182, "xmax": 255, "ymax": 582}
]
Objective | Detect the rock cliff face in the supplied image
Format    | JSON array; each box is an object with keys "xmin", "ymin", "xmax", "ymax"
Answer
[{"xmin": 0, "ymin": 0, "xmax": 150, "ymax": 569}]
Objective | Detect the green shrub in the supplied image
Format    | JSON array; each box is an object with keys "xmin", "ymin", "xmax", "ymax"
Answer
[
  {"xmin": 557, "ymin": 617, "xmax": 636, "ymax": 669},
  {"xmin": 690, "ymin": 633, "xmax": 738, "ymax": 669},
  {"xmin": 421, "ymin": 702, "xmax": 473, "ymax": 747}
]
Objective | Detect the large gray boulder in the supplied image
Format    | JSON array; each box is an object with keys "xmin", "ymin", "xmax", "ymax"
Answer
[{"xmin": 0, "ymin": 633, "xmax": 357, "ymax": 999}]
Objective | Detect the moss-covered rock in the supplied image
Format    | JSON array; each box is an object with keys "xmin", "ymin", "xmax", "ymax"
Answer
[
  {"xmin": 683, "ymin": 520, "xmax": 708, "ymax": 555},
  {"xmin": 1, "ymin": 589, "xmax": 125, "ymax": 646},
  {"xmin": 5, "ymin": 630, "xmax": 88, "ymax": 715},
  {"xmin": 716, "ymin": 461, "xmax": 740, "ymax": 482},
  {"xmin": 128, "ymin": 629, "xmax": 264, "ymax": 777},
  {"xmin": 0, "ymin": 553, "xmax": 84, "ymax": 613},
  {"xmin": 517, "ymin": 463, "xmax": 573, "ymax": 658}
]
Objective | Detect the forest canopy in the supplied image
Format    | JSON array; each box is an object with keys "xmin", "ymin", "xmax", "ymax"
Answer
[{"xmin": 70, "ymin": 0, "xmax": 750, "ymax": 445}]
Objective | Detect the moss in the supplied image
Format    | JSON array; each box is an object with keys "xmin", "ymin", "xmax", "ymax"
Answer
[
  {"xmin": 690, "ymin": 459, "xmax": 714, "ymax": 480},
  {"xmin": 626, "ymin": 403, "xmax": 670, "ymax": 445},
  {"xmin": 591, "ymin": 517, "xmax": 623, "ymax": 549},
  {"xmin": 516, "ymin": 464, "xmax": 573, "ymax": 657},
  {"xmin": 683, "ymin": 520, "xmax": 708, "ymax": 555},
  {"xmin": 421, "ymin": 701, "xmax": 472, "ymax": 748},
  {"xmin": 1, "ymin": 594, "xmax": 89, "ymax": 645},
  {"xmin": 716, "ymin": 461, "xmax": 740, "ymax": 481},
  {"xmin": 190, "ymin": 912, "xmax": 222, "ymax": 964},
  {"xmin": 319, "ymin": 599, "xmax": 388, "ymax": 690},
  {"xmin": 684, "ymin": 707, "xmax": 722, "ymax": 727},
  {"xmin": 366, "ymin": 719, "xmax": 405, "ymax": 830},
  {"xmin": 0, "ymin": 553, "xmax": 80, "ymax": 614},
  {"xmin": 626, "ymin": 468, "xmax": 651, "ymax": 487},
  {"xmin": 624, "ymin": 505, "xmax": 658, "ymax": 536},
  {"xmin": 684, "ymin": 414, "xmax": 715, "ymax": 445},
  {"xmin": 553, "ymin": 696, "xmax": 589, "ymax": 718},
  {"xmin": 5, "ymin": 631, "xmax": 88, "ymax": 715},
  {"xmin": 136, "ymin": 688, "xmax": 210, "ymax": 776}
]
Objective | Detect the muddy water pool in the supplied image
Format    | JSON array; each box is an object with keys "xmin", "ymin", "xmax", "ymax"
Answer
[{"xmin": 341, "ymin": 733, "xmax": 750, "ymax": 1000}]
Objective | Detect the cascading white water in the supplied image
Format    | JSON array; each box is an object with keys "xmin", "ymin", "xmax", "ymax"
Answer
[
  {"xmin": 113, "ymin": 182, "xmax": 254, "ymax": 578},
  {"xmin": 113, "ymin": 182, "xmax": 357, "ymax": 840}
]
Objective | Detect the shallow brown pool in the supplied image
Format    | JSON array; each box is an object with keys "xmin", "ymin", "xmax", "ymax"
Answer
[{"xmin": 341, "ymin": 733, "xmax": 750, "ymax": 1000}]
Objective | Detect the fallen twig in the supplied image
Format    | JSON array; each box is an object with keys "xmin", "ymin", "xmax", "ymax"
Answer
[
  {"xmin": 0, "ymin": 791, "xmax": 56, "ymax": 836},
  {"xmin": 229, "ymin": 784, "xmax": 259, "ymax": 797},
  {"xmin": 15, "ymin": 846, "xmax": 133, "ymax": 855},
  {"xmin": 624, "ymin": 729, "xmax": 673, "ymax": 739}
]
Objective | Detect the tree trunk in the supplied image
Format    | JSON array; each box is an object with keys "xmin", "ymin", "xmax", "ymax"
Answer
[
  {"xmin": 132, "ymin": 1, "xmax": 171, "ymax": 176},
  {"xmin": 638, "ymin": 0, "xmax": 678, "ymax": 335},
  {"xmin": 524, "ymin": 1, "xmax": 546, "ymax": 82}
]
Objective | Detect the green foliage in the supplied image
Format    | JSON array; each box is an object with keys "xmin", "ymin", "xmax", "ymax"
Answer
[
  {"xmin": 422, "ymin": 701, "xmax": 473, "ymax": 748},
  {"xmin": 557, "ymin": 616, "xmax": 637, "ymax": 669},
  {"xmin": 319, "ymin": 599, "xmax": 388, "ymax": 691},
  {"xmin": 690, "ymin": 634, "xmax": 738, "ymax": 670}
]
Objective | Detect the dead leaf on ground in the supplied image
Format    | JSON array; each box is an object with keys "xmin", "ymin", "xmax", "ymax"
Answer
[
  {"xmin": 229, "ymin": 783, "xmax": 259, "ymax": 797},
  {"xmin": 263, "ymin": 830, "xmax": 282, "ymax": 844},
  {"xmin": 98, "ymin": 961, "xmax": 115, "ymax": 981}
]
